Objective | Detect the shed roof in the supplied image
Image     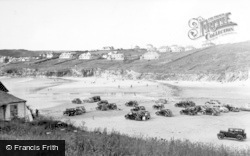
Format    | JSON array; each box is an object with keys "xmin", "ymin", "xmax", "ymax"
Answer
[
  {"xmin": 0, "ymin": 91, "xmax": 26, "ymax": 106},
  {"xmin": 0, "ymin": 81, "xmax": 8, "ymax": 92}
]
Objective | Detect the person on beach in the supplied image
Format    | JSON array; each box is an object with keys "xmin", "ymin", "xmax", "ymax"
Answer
[{"xmin": 35, "ymin": 109, "xmax": 39, "ymax": 118}]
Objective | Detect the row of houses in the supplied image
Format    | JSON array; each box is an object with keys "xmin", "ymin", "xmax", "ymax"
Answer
[
  {"xmin": 146, "ymin": 44, "xmax": 195, "ymax": 53},
  {"xmin": 0, "ymin": 56, "xmax": 40, "ymax": 63}
]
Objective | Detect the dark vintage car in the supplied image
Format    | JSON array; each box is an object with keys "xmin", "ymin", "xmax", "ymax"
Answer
[
  {"xmin": 125, "ymin": 110, "xmax": 150, "ymax": 121},
  {"xmin": 217, "ymin": 128, "xmax": 247, "ymax": 141},
  {"xmin": 155, "ymin": 109, "xmax": 173, "ymax": 117},
  {"xmin": 201, "ymin": 107, "xmax": 220, "ymax": 116},
  {"xmin": 72, "ymin": 98, "xmax": 82, "ymax": 104},
  {"xmin": 130, "ymin": 106, "xmax": 146, "ymax": 113},
  {"xmin": 125, "ymin": 101, "xmax": 139, "ymax": 107},
  {"xmin": 82, "ymin": 96, "xmax": 101, "ymax": 103},
  {"xmin": 155, "ymin": 99, "xmax": 168, "ymax": 104},
  {"xmin": 63, "ymin": 106, "xmax": 86, "ymax": 116},
  {"xmin": 175, "ymin": 101, "xmax": 196, "ymax": 108},
  {"xmin": 223, "ymin": 104, "xmax": 240, "ymax": 112},
  {"xmin": 152, "ymin": 104, "xmax": 165, "ymax": 110},
  {"xmin": 180, "ymin": 107, "xmax": 198, "ymax": 115},
  {"xmin": 96, "ymin": 100, "xmax": 117, "ymax": 111}
]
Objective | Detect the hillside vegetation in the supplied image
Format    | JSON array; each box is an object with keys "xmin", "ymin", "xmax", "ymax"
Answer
[
  {"xmin": 1, "ymin": 117, "xmax": 249, "ymax": 156},
  {"xmin": 1, "ymin": 41, "xmax": 250, "ymax": 81}
]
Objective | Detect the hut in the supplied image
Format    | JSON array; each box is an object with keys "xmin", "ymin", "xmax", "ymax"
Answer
[
  {"xmin": 0, "ymin": 81, "xmax": 9, "ymax": 92},
  {"xmin": 0, "ymin": 82, "xmax": 32, "ymax": 121}
]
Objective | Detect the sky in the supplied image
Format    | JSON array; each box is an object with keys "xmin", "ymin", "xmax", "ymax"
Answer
[{"xmin": 0, "ymin": 0, "xmax": 249, "ymax": 50}]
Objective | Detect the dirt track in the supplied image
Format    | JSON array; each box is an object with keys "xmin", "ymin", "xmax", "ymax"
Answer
[{"xmin": 1, "ymin": 77, "xmax": 250, "ymax": 149}]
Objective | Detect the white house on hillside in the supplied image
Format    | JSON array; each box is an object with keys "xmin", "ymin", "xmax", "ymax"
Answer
[
  {"xmin": 79, "ymin": 52, "xmax": 92, "ymax": 60},
  {"xmin": 46, "ymin": 53, "xmax": 54, "ymax": 58},
  {"xmin": 140, "ymin": 51, "xmax": 160, "ymax": 60},
  {"xmin": 103, "ymin": 46, "xmax": 114, "ymax": 50},
  {"xmin": 146, "ymin": 44, "xmax": 157, "ymax": 52},
  {"xmin": 59, "ymin": 52, "xmax": 73, "ymax": 59},
  {"xmin": 107, "ymin": 51, "xmax": 124, "ymax": 60},
  {"xmin": 134, "ymin": 45, "xmax": 140, "ymax": 50},
  {"xmin": 170, "ymin": 45, "xmax": 185, "ymax": 52},
  {"xmin": 0, "ymin": 56, "xmax": 7, "ymax": 63},
  {"xmin": 184, "ymin": 46, "xmax": 196, "ymax": 51},
  {"xmin": 202, "ymin": 42, "xmax": 216, "ymax": 48},
  {"xmin": 158, "ymin": 46, "xmax": 171, "ymax": 53}
]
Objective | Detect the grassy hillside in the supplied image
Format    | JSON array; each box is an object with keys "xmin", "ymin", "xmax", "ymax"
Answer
[
  {"xmin": 1, "ymin": 41, "xmax": 250, "ymax": 80},
  {"xmin": 0, "ymin": 49, "xmax": 43, "ymax": 57},
  {"xmin": 1, "ymin": 117, "xmax": 249, "ymax": 156}
]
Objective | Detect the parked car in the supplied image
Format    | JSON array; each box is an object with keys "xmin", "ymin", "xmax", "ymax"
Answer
[
  {"xmin": 130, "ymin": 106, "xmax": 146, "ymax": 113},
  {"xmin": 201, "ymin": 107, "xmax": 220, "ymax": 116},
  {"xmin": 155, "ymin": 109, "xmax": 173, "ymax": 117},
  {"xmin": 96, "ymin": 100, "xmax": 117, "ymax": 111},
  {"xmin": 125, "ymin": 101, "xmax": 139, "ymax": 107},
  {"xmin": 63, "ymin": 106, "xmax": 86, "ymax": 116},
  {"xmin": 125, "ymin": 110, "xmax": 150, "ymax": 121},
  {"xmin": 217, "ymin": 128, "xmax": 247, "ymax": 141},
  {"xmin": 155, "ymin": 99, "xmax": 168, "ymax": 104},
  {"xmin": 223, "ymin": 104, "xmax": 240, "ymax": 112},
  {"xmin": 152, "ymin": 104, "xmax": 165, "ymax": 110},
  {"xmin": 175, "ymin": 101, "xmax": 196, "ymax": 108},
  {"xmin": 180, "ymin": 107, "xmax": 198, "ymax": 115},
  {"xmin": 82, "ymin": 96, "xmax": 101, "ymax": 103},
  {"xmin": 72, "ymin": 98, "xmax": 82, "ymax": 104}
]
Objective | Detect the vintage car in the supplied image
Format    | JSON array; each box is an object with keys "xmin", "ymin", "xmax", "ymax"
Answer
[
  {"xmin": 152, "ymin": 104, "xmax": 165, "ymax": 110},
  {"xmin": 125, "ymin": 101, "xmax": 139, "ymax": 107},
  {"xmin": 63, "ymin": 106, "xmax": 86, "ymax": 116},
  {"xmin": 125, "ymin": 110, "xmax": 150, "ymax": 121},
  {"xmin": 130, "ymin": 106, "xmax": 146, "ymax": 113},
  {"xmin": 175, "ymin": 101, "xmax": 196, "ymax": 108},
  {"xmin": 155, "ymin": 109, "xmax": 173, "ymax": 117},
  {"xmin": 71, "ymin": 98, "xmax": 82, "ymax": 104},
  {"xmin": 217, "ymin": 128, "xmax": 247, "ymax": 141}
]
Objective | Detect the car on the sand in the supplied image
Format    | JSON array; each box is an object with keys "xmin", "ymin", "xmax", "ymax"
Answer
[
  {"xmin": 63, "ymin": 106, "xmax": 86, "ymax": 116},
  {"xmin": 217, "ymin": 128, "xmax": 247, "ymax": 141},
  {"xmin": 125, "ymin": 110, "xmax": 150, "ymax": 121},
  {"xmin": 96, "ymin": 100, "xmax": 117, "ymax": 111},
  {"xmin": 97, "ymin": 100, "xmax": 109, "ymax": 105},
  {"xmin": 175, "ymin": 101, "xmax": 196, "ymax": 108},
  {"xmin": 201, "ymin": 107, "xmax": 220, "ymax": 116},
  {"xmin": 155, "ymin": 109, "xmax": 173, "ymax": 117},
  {"xmin": 130, "ymin": 106, "xmax": 146, "ymax": 113},
  {"xmin": 180, "ymin": 107, "xmax": 198, "ymax": 115},
  {"xmin": 214, "ymin": 106, "xmax": 229, "ymax": 113},
  {"xmin": 82, "ymin": 96, "xmax": 101, "ymax": 103},
  {"xmin": 205, "ymin": 100, "xmax": 221, "ymax": 106},
  {"xmin": 152, "ymin": 104, "xmax": 165, "ymax": 110},
  {"xmin": 155, "ymin": 99, "xmax": 168, "ymax": 104},
  {"xmin": 125, "ymin": 101, "xmax": 139, "ymax": 107},
  {"xmin": 223, "ymin": 104, "xmax": 240, "ymax": 112},
  {"xmin": 72, "ymin": 98, "xmax": 82, "ymax": 104}
]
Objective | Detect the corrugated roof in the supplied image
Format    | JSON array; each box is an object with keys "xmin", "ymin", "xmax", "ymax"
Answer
[
  {"xmin": 0, "ymin": 91, "xmax": 26, "ymax": 106},
  {"xmin": 0, "ymin": 81, "xmax": 8, "ymax": 92}
]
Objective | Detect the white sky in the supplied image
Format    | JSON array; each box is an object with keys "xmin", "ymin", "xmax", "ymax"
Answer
[{"xmin": 0, "ymin": 0, "xmax": 249, "ymax": 50}]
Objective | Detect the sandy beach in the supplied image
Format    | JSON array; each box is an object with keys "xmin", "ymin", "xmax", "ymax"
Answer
[{"xmin": 1, "ymin": 76, "xmax": 250, "ymax": 149}]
